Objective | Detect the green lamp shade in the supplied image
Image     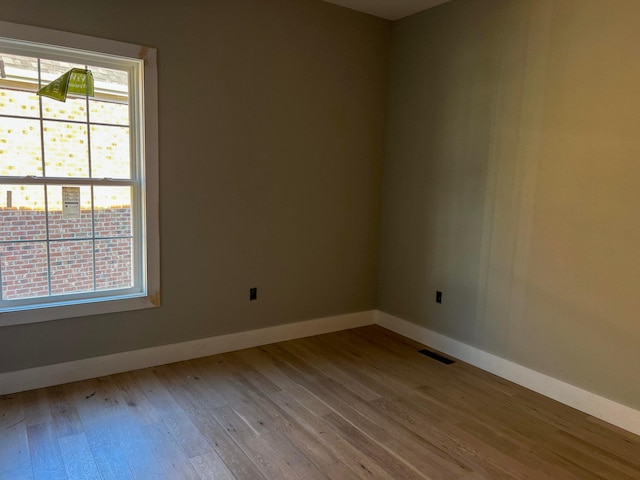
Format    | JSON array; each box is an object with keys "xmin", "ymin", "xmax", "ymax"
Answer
[{"xmin": 37, "ymin": 68, "xmax": 94, "ymax": 102}]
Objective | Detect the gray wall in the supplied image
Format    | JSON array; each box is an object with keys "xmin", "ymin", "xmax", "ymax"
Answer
[
  {"xmin": 379, "ymin": 0, "xmax": 640, "ymax": 410},
  {"xmin": 0, "ymin": 0, "xmax": 390, "ymax": 371}
]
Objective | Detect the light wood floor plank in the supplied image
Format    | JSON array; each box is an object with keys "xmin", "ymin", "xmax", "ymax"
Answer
[
  {"xmin": 27, "ymin": 422, "xmax": 67, "ymax": 480},
  {"xmin": 58, "ymin": 433, "xmax": 101, "ymax": 480},
  {"xmin": 45, "ymin": 386, "xmax": 83, "ymax": 440},
  {"xmin": 268, "ymin": 388, "xmax": 398, "ymax": 480},
  {"xmin": 189, "ymin": 451, "xmax": 235, "ymax": 480},
  {"xmin": 141, "ymin": 421, "xmax": 202, "ymax": 480},
  {"xmin": 0, "ymin": 393, "xmax": 30, "ymax": 478},
  {"xmin": 97, "ymin": 405, "xmax": 166, "ymax": 480}
]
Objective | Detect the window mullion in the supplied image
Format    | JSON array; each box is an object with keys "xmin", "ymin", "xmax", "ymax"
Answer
[
  {"xmin": 0, "ymin": 112, "xmax": 130, "ymax": 129},
  {"xmin": 44, "ymin": 186, "xmax": 53, "ymax": 297},
  {"xmin": 0, "ymin": 177, "xmax": 135, "ymax": 187},
  {"xmin": 90, "ymin": 185, "xmax": 97, "ymax": 292},
  {"xmin": 37, "ymin": 58, "xmax": 46, "ymax": 179},
  {"xmin": 37, "ymin": 58, "xmax": 53, "ymax": 297},
  {"xmin": 84, "ymin": 67, "xmax": 98, "ymax": 292}
]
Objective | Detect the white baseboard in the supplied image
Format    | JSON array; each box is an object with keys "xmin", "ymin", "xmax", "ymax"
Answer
[
  {"xmin": 0, "ymin": 310, "xmax": 375, "ymax": 396},
  {"xmin": 375, "ymin": 311, "xmax": 640, "ymax": 437},
  {"xmin": 4, "ymin": 308, "xmax": 639, "ymax": 437}
]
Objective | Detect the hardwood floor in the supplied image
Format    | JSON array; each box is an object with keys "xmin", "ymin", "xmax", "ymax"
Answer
[{"xmin": 1, "ymin": 325, "xmax": 639, "ymax": 479}]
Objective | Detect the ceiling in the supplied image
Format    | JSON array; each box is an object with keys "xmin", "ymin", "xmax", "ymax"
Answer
[{"xmin": 321, "ymin": 0, "xmax": 453, "ymax": 21}]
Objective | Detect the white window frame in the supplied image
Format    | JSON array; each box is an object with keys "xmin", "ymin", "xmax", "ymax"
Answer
[{"xmin": 0, "ymin": 21, "xmax": 159, "ymax": 327}]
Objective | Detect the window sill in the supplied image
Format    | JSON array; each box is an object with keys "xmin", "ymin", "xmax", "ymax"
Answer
[{"xmin": 0, "ymin": 293, "xmax": 160, "ymax": 327}]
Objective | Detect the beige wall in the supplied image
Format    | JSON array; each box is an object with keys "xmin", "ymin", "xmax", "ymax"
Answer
[
  {"xmin": 0, "ymin": 0, "xmax": 390, "ymax": 371},
  {"xmin": 379, "ymin": 0, "xmax": 640, "ymax": 409}
]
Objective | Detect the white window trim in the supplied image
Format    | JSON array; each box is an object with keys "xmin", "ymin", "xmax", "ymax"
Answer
[{"xmin": 0, "ymin": 21, "xmax": 160, "ymax": 327}]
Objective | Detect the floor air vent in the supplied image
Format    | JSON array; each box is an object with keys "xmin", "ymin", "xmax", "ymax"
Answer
[{"xmin": 418, "ymin": 349, "xmax": 455, "ymax": 365}]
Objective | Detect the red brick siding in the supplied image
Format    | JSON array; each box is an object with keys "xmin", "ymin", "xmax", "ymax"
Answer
[{"xmin": 0, "ymin": 207, "xmax": 132, "ymax": 299}]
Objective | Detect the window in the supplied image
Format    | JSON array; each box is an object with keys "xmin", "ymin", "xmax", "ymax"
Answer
[{"xmin": 0, "ymin": 22, "xmax": 159, "ymax": 326}]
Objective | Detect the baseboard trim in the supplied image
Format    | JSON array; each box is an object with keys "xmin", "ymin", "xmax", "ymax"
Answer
[
  {"xmin": 0, "ymin": 310, "xmax": 375, "ymax": 396},
  {"xmin": 375, "ymin": 311, "xmax": 640, "ymax": 436},
  {"xmin": 4, "ymin": 308, "xmax": 639, "ymax": 437}
]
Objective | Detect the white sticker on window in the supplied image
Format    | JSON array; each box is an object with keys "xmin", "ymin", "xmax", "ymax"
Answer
[{"xmin": 62, "ymin": 186, "xmax": 81, "ymax": 218}]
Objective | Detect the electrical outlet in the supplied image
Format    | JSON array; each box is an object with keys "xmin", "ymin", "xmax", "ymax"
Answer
[
  {"xmin": 436, "ymin": 291, "xmax": 442, "ymax": 304},
  {"xmin": 250, "ymin": 287, "xmax": 257, "ymax": 301}
]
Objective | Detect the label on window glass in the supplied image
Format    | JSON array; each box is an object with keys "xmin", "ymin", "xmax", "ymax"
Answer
[
  {"xmin": 37, "ymin": 68, "xmax": 95, "ymax": 102},
  {"xmin": 62, "ymin": 186, "xmax": 81, "ymax": 218}
]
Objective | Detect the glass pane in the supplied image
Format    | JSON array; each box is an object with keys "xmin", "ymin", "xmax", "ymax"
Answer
[
  {"xmin": 40, "ymin": 58, "xmax": 88, "ymax": 122},
  {"xmin": 90, "ymin": 125, "xmax": 131, "ymax": 179},
  {"xmin": 50, "ymin": 240, "xmax": 94, "ymax": 295},
  {"xmin": 47, "ymin": 185, "xmax": 92, "ymax": 240},
  {"xmin": 91, "ymin": 65, "xmax": 128, "ymax": 99},
  {"xmin": 94, "ymin": 186, "xmax": 132, "ymax": 237},
  {"xmin": 41, "ymin": 96, "xmax": 87, "ymax": 122},
  {"xmin": 95, "ymin": 238, "xmax": 132, "ymax": 290},
  {"xmin": 0, "ymin": 242, "xmax": 49, "ymax": 300},
  {"xmin": 0, "ymin": 54, "xmax": 39, "ymax": 117},
  {"xmin": 43, "ymin": 120, "xmax": 89, "ymax": 177},
  {"xmin": 0, "ymin": 89, "xmax": 40, "ymax": 118},
  {"xmin": 0, "ymin": 185, "xmax": 46, "ymax": 241},
  {"xmin": 89, "ymin": 100, "xmax": 129, "ymax": 126},
  {"xmin": 0, "ymin": 117, "xmax": 43, "ymax": 177}
]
